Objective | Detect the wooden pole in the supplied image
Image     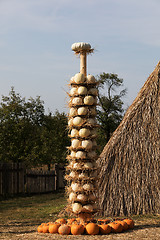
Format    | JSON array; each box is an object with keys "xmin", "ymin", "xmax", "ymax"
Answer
[{"xmin": 80, "ymin": 52, "xmax": 87, "ymax": 76}]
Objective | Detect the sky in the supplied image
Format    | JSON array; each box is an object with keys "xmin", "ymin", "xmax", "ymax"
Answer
[{"xmin": 0, "ymin": 0, "xmax": 160, "ymax": 114}]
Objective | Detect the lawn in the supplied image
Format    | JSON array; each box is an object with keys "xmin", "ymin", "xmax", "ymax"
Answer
[{"xmin": 0, "ymin": 192, "xmax": 160, "ymax": 239}]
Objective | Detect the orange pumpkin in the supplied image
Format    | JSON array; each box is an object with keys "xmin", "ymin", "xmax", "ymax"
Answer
[
  {"xmin": 123, "ymin": 219, "xmax": 134, "ymax": 229},
  {"xmin": 49, "ymin": 223, "xmax": 61, "ymax": 234},
  {"xmin": 71, "ymin": 223, "xmax": 84, "ymax": 235},
  {"xmin": 58, "ymin": 224, "xmax": 71, "ymax": 235},
  {"xmin": 55, "ymin": 218, "xmax": 66, "ymax": 224},
  {"xmin": 115, "ymin": 220, "xmax": 128, "ymax": 231},
  {"xmin": 37, "ymin": 225, "xmax": 43, "ymax": 233},
  {"xmin": 85, "ymin": 223, "xmax": 99, "ymax": 235},
  {"xmin": 67, "ymin": 218, "xmax": 76, "ymax": 225},
  {"xmin": 99, "ymin": 224, "xmax": 111, "ymax": 234},
  {"xmin": 42, "ymin": 223, "xmax": 49, "ymax": 233},
  {"xmin": 108, "ymin": 222, "xmax": 123, "ymax": 233}
]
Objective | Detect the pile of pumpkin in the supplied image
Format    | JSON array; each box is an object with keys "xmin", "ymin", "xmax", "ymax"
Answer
[
  {"xmin": 37, "ymin": 218, "xmax": 134, "ymax": 235},
  {"xmin": 65, "ymin": 72, "xmax": 99, "ymax": 215}
]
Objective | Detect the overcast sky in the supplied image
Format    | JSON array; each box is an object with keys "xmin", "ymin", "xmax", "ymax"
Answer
[{"xmin": 0, "ymin": 0, "xmax": 160, "ymax": 113}]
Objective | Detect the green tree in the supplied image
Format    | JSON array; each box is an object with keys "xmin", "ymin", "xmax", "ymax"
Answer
[
  {"xmin": 40, "ymin": 110, "xmax": 70, "ymax": 169},
  {"xmin": 96, "ymin": 73, "xmax": 127, "ymax": 151},
  {"xmin": 0, "ymin": 87, "xmax": 45, "ymax": 166},
  {"xmin": 0, "ymin": 88, "xmax": 70, "ymax": 168}
]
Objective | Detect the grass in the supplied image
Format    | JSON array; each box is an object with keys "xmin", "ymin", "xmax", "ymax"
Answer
[{"xmin": 0, "ymin": 192, "xmax": 67, "ymax": 224}]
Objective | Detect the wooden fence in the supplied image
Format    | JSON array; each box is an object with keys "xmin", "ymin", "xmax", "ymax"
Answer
[{"xmin": 0, "ymin": 163, "xmax": 65, "ymax": 196}]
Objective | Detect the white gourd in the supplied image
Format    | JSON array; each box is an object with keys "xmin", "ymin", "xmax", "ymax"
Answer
[
  {"xmin": 76, "ymin": 151, "xmax": 86, "ymax": 159},
  {"xmin": 74, "ymin": 73, "xmax": 85, "ymax": 84},
  {"xmin": 79, "ymin": 128, "xmax": 90, "ymax": 138},
  {"xmin": 71, "ymin": 42, "xmax": 91, "ymax": 52},
  {"xmin": 69, "ymin": 108, "xmax": 77, "ymax": 117},
  {"xmin": 84, "ymin": 162, "xmax": 93, "ymax": 169},
  {"xmin": 69, "ymin": 171, "xmax": 76, "ymax": 178},
  {"xmin": 77, "ymin": 194, "xmax": 87, "ymax": 202},
  {"xmin": 86, "ymin": 74, "xmax": 96, "ymax": 84},
  {"xmin": 84, "ymin": 96, "xmax": 95, "ymax": 105},
  {"xmin": 83, "ymin": 204, "xmax": 94, "ymax": 212},
  {"xmin": 77, "ymin": 86, "xmax": 87, "ymax": 95},
  {"xmin": 69, "ymin": 192, "xmax": 77, "ymax": 201},
  {"xmin": 70, "ymin": 151, "xmax": 76, "ymax": 158},
  {"xmin": 87, "ymin": 151, "xmax": 97, "ymax": 158},
  {"xmin": 73, "ymin": 116, "xmax": 83, "ymax": 126},
  {"xmin": 70, "ymin": 76, "xmax": 75, "ymax": 84},
  {"xmin": 88, "ymin": 88, "xmax": 98, "ymax": 96},
  {"xmin": 78, "ymin": 172, "xmax": 88, "ymax": 179},
  {"xmin": 72, "ymin": 97, "xmax": 83, "ymax": 105},
  {"xmin": 71, "ymin": 183, "xmax": 81, "ymax": 192},
  {"xmin": 70, "ymin": 129, "xmax": 79, "ymax": 137},
  {"xmin": 68, "ymin": 119, "xmax": 73, "ymax": 127},
  {"xmin": 77, "ymin": 107, "xmax": 88, "ymax": 116},
  {"xmin": 72, "ymin": 139, "xmax": 81, "ymax": 148},
  {"xmin": 82, "ymin": 140, "xmax": 93, "ymax": 150},
  {"xmin": 73, "ymin": 162, "xmax": 81, "ymax": 169},
  {"xmin": 90, "ymin": 108, "xmax": 96, "ymax": 116},
  {"xmin": 88, "ymin": 194, "xmax": 96, "ymax": 201},
  {"xmin": 87, "ymin": 118, "xmax": 96, "ymax": 125},
  {"xmin": 72, "ymin": 203, "xmax": 82, "ymax": 213},
  {"xmin": 70, "ymin": 87, "xmax": 77, "ymax": 96},
  {"xmin": 83, "ymin": 183, "xmax": 94, "ymax": 191},
  {"xmin": 91, "ymin": 129, "xmax": 97, "ymax": 137}
]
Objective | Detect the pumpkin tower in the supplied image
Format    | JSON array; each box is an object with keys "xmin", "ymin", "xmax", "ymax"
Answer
[{"xmin": 65, "ymin": 42, "xmax": 99, "ymax": 222}]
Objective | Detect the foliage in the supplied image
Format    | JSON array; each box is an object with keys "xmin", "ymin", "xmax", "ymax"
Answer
[
  {"xmin": 0, "ymin": 87, "xmax": 69, "ymax": 167},
  {"xmin": 41, "ymin": 111, "xmax": 70, "ymax": 166},
  {"xmin": 96, "ymin": 73, "xmax": 127, "ymax": 152}
]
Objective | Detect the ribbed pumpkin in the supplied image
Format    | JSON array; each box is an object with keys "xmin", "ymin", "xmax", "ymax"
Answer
[
  {"xmin": 55, "ymin": 218, "xmax": 66, "ymax": 224},
  {"xmin": 85, "ymin": 223, "xmax": 99, "ymax": 235},
  {"xmin": 115, "ymin": 220, "xmax": 128, "ymax": 231},
  {"xmin": 58, "ymin": 224, "xmax": 71, "ymax": 235},
  {"xmin": 37, "ymin": 225, "xmax": 43, "ymax": 233},
  {"xmin": 108, "ymin": 222, "xmax": 123, "ymax": 233},
  {"xmin": 71, "ymin": 223, "xmax": 84, "ymax": 235},
  {"xmin": 99, "ymin": 224, "xmax": 111, "ymax": 234},
  {"xmin": 49, "ymin": 223, "xmax": 60, "ymax": 234},
  {"xmin": 123, "ymin": 219, "xmax": 134, "ymax": 229}
]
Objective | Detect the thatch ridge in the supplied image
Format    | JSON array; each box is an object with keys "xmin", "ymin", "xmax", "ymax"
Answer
[{"xmin": 97, "ymin": 61, "xmax": 160, "ymax": 216}]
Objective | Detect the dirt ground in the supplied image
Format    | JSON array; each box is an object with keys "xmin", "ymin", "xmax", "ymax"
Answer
[{"xmin": 0, "ymin": 219, "xmax": 160, "ymax": 240}]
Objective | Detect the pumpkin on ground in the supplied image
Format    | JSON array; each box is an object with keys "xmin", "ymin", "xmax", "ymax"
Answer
[
  {"xmin": 37, "ymin": 225, "xmax": 43, "ymax": 233},
  {"xmin": 71, "ymin": 223, "xmax": 84, "ymax": 235},
  {"xmin": 115, "ymin": 220, "xmax": 128, "ymax": 231},
  {"xmin": 123, "ymin": 219, "xmax": 134, "ymax": 229},
  {"xmin": 49, "ymin": 223, "xmax": 60, "ymax": 234},
  {"xmin": 108, "ymin": 222, "xmax": 123, "ymax": 233},
  {"xmin": 55, "ymin": 218, "xmax": 66, "ymax": 224},
  {"xmin": 99, "ymin": 224, "xmax": 111, "ymax": 234},
  {"xmin": 42, "ymin": 223, "xmax": 49, "ymax": 233},
  {"xmin": 85, "ymin": 223, "xmax": 99, "ymax": 235},
  {"xmin": 58, "ymin": 224, "xmax": 71, "ymax": 235}
]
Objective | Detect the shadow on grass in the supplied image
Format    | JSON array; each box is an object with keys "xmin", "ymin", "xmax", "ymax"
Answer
[{"xmin": 135, "ymin": 223, "xmax": 160, "ymax": 230}]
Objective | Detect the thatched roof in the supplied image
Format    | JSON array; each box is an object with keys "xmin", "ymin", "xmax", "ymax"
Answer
[{"xmin": 97, "ymin": 61, "xmax": 160, "ymax": 216}]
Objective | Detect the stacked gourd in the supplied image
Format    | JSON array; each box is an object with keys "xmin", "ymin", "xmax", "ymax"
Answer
[{"xmin": 66, "ymin": 43, "xmax": 98, "ymax": 219}]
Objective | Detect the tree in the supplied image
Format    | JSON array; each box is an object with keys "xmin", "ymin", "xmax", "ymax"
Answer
[
  {"xmin": 0, "ymin": 87, "xmax": 70, "ymax": 168},
  {"xmin": 40, "ymin": 110, "xmax": 70, "ymax": 169},
  {"xmin": 0, "ymin": 87, "xmax": 45, "ymax": 166},
  {"xmin": 96, "ymin": 73, "xmax": 127, "ymax": 151}
]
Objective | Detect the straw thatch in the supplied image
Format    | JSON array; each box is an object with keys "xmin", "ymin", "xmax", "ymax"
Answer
[{"xmin": 97, "ymin": 61, "xmax": 160, "ymax": 216}]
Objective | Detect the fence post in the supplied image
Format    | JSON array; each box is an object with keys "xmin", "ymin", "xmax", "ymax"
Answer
[{"xmin": 55, "ymin": 164, "xmax": 59, "ymax": 191}]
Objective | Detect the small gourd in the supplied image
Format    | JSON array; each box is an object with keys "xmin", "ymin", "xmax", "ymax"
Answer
[
  {"xmin": 72, "ymin": 203, "xmax": 83, "ymax": 213},
  {"xmin": 79, "ymin": 128, "xmax": 90, "ymax": 138},
  {"xmin": 86, "ymin": 74, "xmax": 96, "ymax": 84},
  {"xmin": 72, "ymin": 139, "xmax": 81, "ymax": 148},
  {"xmin": 74, "ymin": 73, "xmax": 85, "ymax": 84},
  {"xmin": 73, "ymin": 116, "xmax": 83, "ymax": 126},
  {"xmin": 72, "ymin": 97, "xmax": 83, "ymax": 105},
  {"xmin": 77, "ymin": 86, "xmax": 87, "ymax": 95},
  {"xmin": 84, "ymin": 95, "xmax": 95, "ymax": 105},
  {"xmin": 78, "ymin": 106, "xmax": 88, "ymax": 115}
]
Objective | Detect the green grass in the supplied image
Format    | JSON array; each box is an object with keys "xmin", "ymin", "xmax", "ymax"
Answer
[{"xmin": 0, "ymin": 192, "xmax": 67, "ymax": 224}]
